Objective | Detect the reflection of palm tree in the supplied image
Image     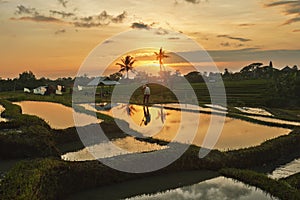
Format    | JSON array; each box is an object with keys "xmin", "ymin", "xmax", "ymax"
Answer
[
  {"xmin": 154, "ymin": 47, "xmax": 169, "ymax": 72},
  {"xmin": 156, "ymin": 104, "xmax": 170, "ymax": 124},
  {"xmin": 116, "ymin": 55, "xmax": 135, "ymax": 79},
  {"xmin": 119, "ymin": 104, "xmax": 137, "ymax": 116}
]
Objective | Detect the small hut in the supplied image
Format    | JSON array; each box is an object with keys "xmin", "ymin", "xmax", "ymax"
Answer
[{"xmin": 88, "ymin": 77, "xmax": 120, "ymax": 97}]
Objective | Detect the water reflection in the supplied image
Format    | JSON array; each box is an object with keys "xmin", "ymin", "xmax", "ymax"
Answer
[
  {"xmin": 61, "ymin": 136, "xmax": 167, "ymax": 161},
  {"xmin": 119, "ymin": 104, "xmax": 137, "ymax": 117},
  {"xmin": 98, "ymin": 104, "xmax": 290, "ymax": 150},
  {"xmin": 14, "ymin": 101, "xmax": 102, "ymax": 129},
  {"xmin": 141, "ymin": 106, "xmax": 151, "ymax": 126},
  {"xmin": 235, "ymin": 107, "xmax": 273, "ymax": 116},
  {"xmin": 126, "ymin": 176, "xmax": 277, "ymax": 200},
  {"xmin": 0, "ymin": 105, "xmax": 7, "ymax": 122},
  {"xmin": 269, "ymin": 158, "xmax": 300, "ymax": 179},
  {"xmin": 95, "ymin": 103, "xmax": 117, "ymax": 111},
  {"xmin": 66, "ymin": 171, "xmax": 218, "ymax": 200},
  {"xmin": 156, "ymin": 104, "xmax": 169, "ymax": 124},
  {"xmin": 248, "ymin": 116, "xmax": 300, "ymax": 126}
]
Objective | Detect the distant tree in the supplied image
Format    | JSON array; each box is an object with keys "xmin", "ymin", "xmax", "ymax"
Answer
[
  {"xmin": 16, "ymin": 71, "xmax": 39, "ymax": 90},
  {"xmin": 116, "ymin": 55, "xmax": 135, "ymax": 79},
  {"xmin": 109, "ymin": 72, "xmax": 123, "ymax": 81},
  {"xmin": 223, "ymin": 68, "xmax": 233, "ymax": 80},
  {"xmin": 269, "ymin": 61, "xmax": 273, "ymax": 68},
  {"xmin": 224, "ymin": 68, "xmax": 231, "ymax": 76},
  {"xmin": 240, "ymin": 63, "xmax": 263, "ymax": 73},
  {"xmin": 18, "ymin": 71, "xmax": 36, "ymax": 82},
  {"xmin": 293, "ymin": 65, "xmax": 298, "ymax": 71},
  {"xmin": 240, "ymin": 63, "xmax": 263, "ymax": 79},
  {"xmin": 184, "ymin": 71, "xmax": 204, "ymax": 83}
]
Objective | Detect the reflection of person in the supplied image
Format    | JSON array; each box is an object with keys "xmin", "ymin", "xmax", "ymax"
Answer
[
  {"xmin": 141, "ymin": 106, "xmax": 151, "ymax": 126},
  {"xmin": 143, "ymin": 84, "xmax": 150, "ymax": 105}
]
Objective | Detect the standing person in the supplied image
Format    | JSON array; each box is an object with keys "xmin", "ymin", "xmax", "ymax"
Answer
[{"xmin": 143, "ymin": 84, "xmax": 150, "ymax": 105}]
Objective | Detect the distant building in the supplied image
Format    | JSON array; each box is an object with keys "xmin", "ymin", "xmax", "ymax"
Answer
[
  {"xmin": 24, "ymin": 88, "xmax": 31, "ymax": 93},
  {"xmin": 87, "ymin": 77, "xmax": 120, "ymax": 98},
  {"xmin": 33, "ymin": 86, "xmax": 47, "ymax": 95},
  {"xmin": 55, "ymin": 85, "xmax": 63, "ymax": 95},
  {"xmin": 88, "ymin": 77, "xmax": 120, "ymax": 87}
]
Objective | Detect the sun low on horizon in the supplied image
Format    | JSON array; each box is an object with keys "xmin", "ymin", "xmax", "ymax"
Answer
[
  {"xmin": 0, "ymin": 0, "xmax": 300, "ymax": 79},
  {"xmin": 103, "ymin": 48, "xmax": 197, "ymax": 78}
]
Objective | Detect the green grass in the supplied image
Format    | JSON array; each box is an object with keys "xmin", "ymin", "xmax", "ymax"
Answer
[
  {"xmin": 284, "ymin": 173, "xmax": 300, "ymax": 190},
  {"xmin": 1, "ymin": 82, "xmax": 300, "ymax": 199},
  {"xmin": 0, "ymin": 100, "xmax": 59, "ymax": 159},
  {"xmin": 220, "ymin": 168, "xmax": 300, "ymax": 200},
  {"xmin": 0, "ymin": 91, "xmax": 73, "ymax": 107},
  {"xmin": 3, "ymin": 129, "xmax": 300, "ymax": 199},
  {"xmin": 224, "ymin": 128, "xmax": 300, "ymax": 169}
]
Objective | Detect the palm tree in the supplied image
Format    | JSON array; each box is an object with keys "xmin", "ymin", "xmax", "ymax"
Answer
[
  {"xmin": 116, "ymin": 55, "xmax": 135, "ymax": 79},
  {"xmin": 154, "ymin": 47, "xmax": 169, "ymax": 72}
]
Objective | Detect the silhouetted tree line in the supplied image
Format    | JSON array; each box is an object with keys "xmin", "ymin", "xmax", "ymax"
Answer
[
  {"xmin": 226, "ymin": 62, "xmax": 300, "ymax": 107},
  {"xmin": 0, "ymin": 71, "xmax": 74, "ymax": 92},
  {"xmin": 183, "ymin": 62, "xmax": 300, "ymax": 107},
  {"xmin": 222, "ymin": 62, "xmax": 299, "ymax": 81}
]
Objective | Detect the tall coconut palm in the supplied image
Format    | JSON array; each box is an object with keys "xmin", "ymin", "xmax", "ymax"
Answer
[
  {"xmin": 154, "ymin": 47, "xmax": 169, "ymax": 72},
  {"xmin": 116, "ymin": 55, "xmax": 135, "ymax": 79}
]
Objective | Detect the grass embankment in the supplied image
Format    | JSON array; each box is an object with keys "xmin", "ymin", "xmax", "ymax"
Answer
[
  {"xmin": 120, "ymin": 81, "xmax": 300, "ymax": 121},
  {"xmin": 1, "ymin": 81, "xmax": 300, "ymax": 122},
  {"xmin": 220, "ymin": 168, "xmax": 300, "ymax": 200},
  {"xmin": 0, "ymin": 91, "xmax": 72, "ymax": 107},
  {"xmin": 284, "ymin": 173, "xmax": 300, "ymax": 190},
  {"xmin": 0, "ymin": 158, "xmax": 142, "ymax": 200},
  {"xmin": 0, "ymin": 99, "xmax": 58, "ymax": 159},
  {"xmin": 1, "ymin": 88, "xmax": 300, "ymax": 199},
  {"xmin": 0, "ymin": 99, "xmax": 138, "ymax": 158},
  {"xmin": 224, "ymin": 129, "xmax": 300, "ymax": 170},
  {"xmin": 2, "ymin": 129, "xmax": 300, "ymax": 199}
]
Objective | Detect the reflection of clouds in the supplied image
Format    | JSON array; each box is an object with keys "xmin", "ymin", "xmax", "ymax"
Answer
[
  {"xmin": 127, "ymin": 177, "xmax": 276, "ymax": 200},
  {"xmin": 100, "ymin": 103, "xmax": 289, "ymax": 150},
  {"xmin": 269, "ymin": 158, "xmax": 300, "ymax": 179},
  {"xmin": 61, "ymin": 136, "xmax": 166, "ymax": 161}
]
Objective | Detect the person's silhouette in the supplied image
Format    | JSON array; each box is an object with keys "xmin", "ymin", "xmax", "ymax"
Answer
[{"xmin": 143, "ymin": 84, "xmax": 150, "ymax": 105}]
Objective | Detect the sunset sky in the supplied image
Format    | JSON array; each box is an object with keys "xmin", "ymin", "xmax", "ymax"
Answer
[{"xmin": 0, "ymin": 0, "xmax": 300, "ymax": 78}]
